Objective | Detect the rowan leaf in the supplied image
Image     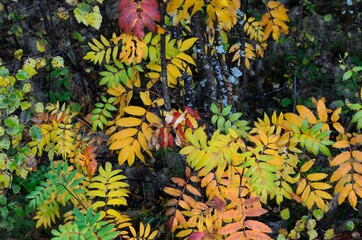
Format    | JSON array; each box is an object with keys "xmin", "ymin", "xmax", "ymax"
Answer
[{"xmin": 116, "ymin": 117, "xmax": 142, "ymax": 127}]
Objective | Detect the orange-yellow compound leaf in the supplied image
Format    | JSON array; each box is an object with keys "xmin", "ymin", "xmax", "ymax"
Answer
[
  {"xmin": 267, "ymin": 1, "xmax": 282, "ymax": 8},
  {"xmin": 110, "ymin": 128, "xmax": 139, "ymax": 141},
  {"xmin": 354, "ymin": 184, "xmax": 362, "ymax": 198},
  {"xmin": 284, "ymin": 113, "xmax": 304, "ymax": 128},
  {"xmin": 331, "ymin": 108, "xmax": 342, "ymax": 122},
  {"xmin": 171, "ymin": 177, "xmax": 186, "ymax": 187},
  {"xmin": 176, "ymin": 229, "xmax": 193, "ymax": 238},
  {"xmin": 296, "ymin": 105, "xmax": 317, "ymax": 124},
  {"xmin": 307, "ymin": 173, "xmax": 328, "ymax": 181},
  {"xmin": 333, "ymin": 140, "xmax": 349, "ymax": 149},
  {"xmin": 244, "ymin": 208, "xmax": 268, "ymax": 217},
  {"xmin": 353, "ymin": 173, "xmax": 362, "ymax": 186},
  {"xmin": 348, "ymin": 190, "xmax": 357, "ymax": 208},
  {"xmin": 330, "ymin": 163, "xmax": 352, "ymax": 182},
  {"xmin": 182, "ymin": 194, "xmax": 196, "ymax": 206},
  {"xmin": 123, "ymin": 106, "xmax": 146, "ymax": 116},
  {"xmin": 330, "ymin": 151, "xmax": 351, "ymax": 166},
  {"xmin": 333, "ymin": 122, "xmax": 345, "ymax": 134},
  {"xmin": 219, "ymin": 210, "xmax": 241, "ymax": 220},
  {"xmin": 296, "ymin": 179, "xmax": 307, "ymax": 195},
  {"xmin": 140, "ymin": 91, "xmax": 152, "ymax": 106},
  {"xmin": 310, "ymin": 182, "xmax": 332, "ymax": 190},
  {"xmin": 186, "ymin": 184, "xmax": 202, "ymax": 197},
  {"xmin": 178, "ymin": 200, "xmax": 190, "ymax": 211},
  {"xmin": 164, "ymin": 187, "xmax": 182, "ymax": 197},
  {"xmin": 165, "ymin": 198, "xmax": 178, "ymax": 207},
  {"xmin": 116, "ymin": 117, "xmax": 142, "ymax": 127},
  {"xmin": 314, "ymin": 190, "xmax": 333, "ymax": 199},
  {"xmin": 245, "ymin": 230, "xmax": 273, "ymax": 240},
  {"xmin": 201, "ymin": 172, "xmax": 214, "ymax": 187},
  {"xmin": 300, "ymin": 159, "xmax": 315, "ymax": 172},
  {"xmin": 109, "ymin": 137, "xmax": 133, "ymax": 150},
  {"xmin": 175, "ymin": 209, "xmax": 187, "ymax": 226},
  {"xmin": 146, "ymin": 112, "xmax": 162, "ymax": 126},
  {"xmin": 245, "ymin": 220, "xmax": 272, "ymax": 233},
  {"xmin": 218, "ymin": 221, "xmax": 244, "ymax": 235},
  {"xmin": 190, "ymin": 176, "xmax": 201, "ymax": 182},
  {"xmin": 317, "ymin": 99, "xmax": 328, "ymax": 122},
  {"xmin": 118, "ymin": 144, "xmax": 130, "ymax": 164},
  {"xmin": 353, "ymin": 162, "xmax": 362, "ymax": 174},
  {"xmin": 338, "ymin": 183, "xmax": 353, "ymax": 204},
  {"xmin": 352, "ymin": 150, "xmax": 362, "ymax": 162}
]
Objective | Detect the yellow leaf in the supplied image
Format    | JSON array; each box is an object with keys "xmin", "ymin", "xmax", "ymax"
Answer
[
  {"xmin": 176, "ymin": 229, "xmax": 193, "ymax": 238},
  {"xmin": 301, "ymin": 185, "xmax": 311, "ymax": 202},
  {"xmin": 109, "ymin": 137, "xmax": 133, "ymax": 150},
  {"xmin": 333, "ymin": 140, "xmax": 349, "ymax": 149},
  {"xmin": 296, "ymin": 179, "xmax": 307, "ymax": 195},
  {"xmin": 307, "ymin": 173, "xmax": 328, "ymax": 181},
  {"xmin": 180, "ymin": 146, "xmax": 196, "ymax": 155},
  {"xmin": 353, "ymin": 173, "xmax": 362, "ymax": 186},
  {"xmin": 306, "ymin": 191, "xmax": 315, "ymax": 209},
  {"xmin": 272, "ymin": 25, "xmax": 281, "ymax": 41},
  {"xmin": 331, "ymin": 163, "xmax": 352, "ymax": 182},
  {"xmin": 300, "ymin": 159, "xmax": 315, "ymax": 172},
  {"xmin": 334, "ymin": 174, "xmax": 351, "ymax": 194},
  {"xmin": 164, "ymin": 187, "xmax": 181, "ymax": 197},
  {"xmin": 314, "ymin": 190, "xmax": 333, "ymax": 199},
  {"xmin": 330, "ymin": 151, "xmax": 351, "ymax": 166},
  {"xmin": 118, "ymin": 145, "xmax": 130, "ymax": 165},
  {"xmin": 166, "ymin": 0, "xmax": 183, "ymax": 15},
  {"xmin": 140, "ymin": 91, "xmax": 152, "ymax": 106},
  {"xmin": 284, "ymin": 113, "xmax": 304, "ymax": 128},
  {"xmin": 138, "ymin": 132, "xmax": 153, "ymax": 157},
  {"xmin": 116, "ymin": 117, "xmax": 142, "ymax": 127},
  {"xmin": 110, "ymin": 128, "xmax": 138, "ymax": 142},
  {"xmin": 179, "ymin": 38, "xmax": 198, "ymax": 51},
  {"xmin": 317, "ymin": 99, "xmax": 328, "ymax": 122},
  {"xmin": 338, "ymin": 183, "xmax": 352, "ymax": 204},
  {"xmin": 127, "ymin": 145, "xmax": 135, "ymax": 166},
  {"xmin": 132, "ymin": 140, "xmax": 145, "ymax": 163},
  {"xmin": 176, "ymin": 52, "xmax": 196, "ymax": 66},
  {"xmin": 296, "ymin": 105, "xmax": 317, "ymax": 124},
  {"xmin": 146, "ymin": 112, "xmax": 162, "ymax": 126},
  {"xmin": 333, "ymin": 122, "xmax": 345, "ymax": 134},
  {"xmin": 123, "ymin": 106, "xmax": 146, "ymax": 116},
  {"xmin": 200, "ymin": 172, "xmax": 214, "ymax": 187},
  {"xmin": 310, "ymin": 182, "xmax": 332, "ymax": 190},
  {"xmin": 267, "ymin": 1, "xmax": 281, "ymax": 9},
  {"xmin": 348, "ymin": 190, "xmax": 357, "ymax": 208},
  {"xmin": 331, "ymin": 108, "xmax": 341, "ymax": 122}
]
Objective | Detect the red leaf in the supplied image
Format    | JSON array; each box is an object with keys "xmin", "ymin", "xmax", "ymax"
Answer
[
  {"xmin": 141, "ymin": 0, "xmax": 161, "ymax": 21},
  {"xmin": 87, "ymin": 159, "xmax": 97, "ymax": 180},
  {"xmin": 140, "ymin": 12, "xmax": 158, "ymax": 33},
  {"xmin": 214, "ymin": 196, "xmax": 226, "ymax": 212},
  {"xmin": 168, "ymin": 133, "xmax": 175, "ymax": 148},
  {"xmin": 187, "ymin": 232, "xmax": 204, "ymax": 240}
]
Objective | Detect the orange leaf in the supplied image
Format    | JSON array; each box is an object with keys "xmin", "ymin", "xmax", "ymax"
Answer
[
  {"xmin": 214, "ymin": 196, "xmax": 226, "ymax": 212},
  {"xmin": 296, "ymin": 179, "xmax": 307, "ymax": 195},
  {"xmin": 338, "ymin": 183, "xmax": 353, "ymax": 204},
  {"xmin": 330, "ymin": 151, "xmax": 351, "ymax": 166},
  {"xmin": 171, "ymin": 177, "xmax": 186, "ymax": 187},
  {"xmin": 245, "ymin": 220, "xmax": 272, "ymax": 233},
  {"xmin": 245, "ymin": 230, "xmax": 273, "ymax": 240},
  {"xmin": 352, "ymin": 150, "xmax": 362, "ymax": 162},
  {"xmin": 167, "ymin": 215, "xmax": 178, "ymax": 232},
  {"xmin": 186, "ymin": 184, "xmax": 202, "ymax": 197},
  {"xmin": 300, "ymin": 159, "xmax": 315, "ymax": 172},
  {"xmin": 353, "ymin": 162, "xmax": 362, "ymax": 174},
  {"xmin": 333, "ymin": 122, "xmax": 345, "ymax": 134},
  {"xmin": 164, "ymin": 187, "xmax": 181, "ymax": 197},
  {"xmin": 333, "ymin": 140, "xmax": 349, "ymax": 149},
  {"xmin": 175, "ymin": 209, "xmax": 187, "ymax": 226},
  {"xmin": 219, "ymin": 209, "xmax": 242, "ymax": 219},
  {"xmin": 218, "ymin": 221, "xmax": 244, "ymax": 235},
  {"xmin": 353, "ymin": 173, "xmax": 362, "ymax": 186},
  {"xmin": 244, "ymin": 208, "xmax": 268, "ymax": 217},
  {"xmin": 201, "ymin": 172, "xmax": 214, "ymax": 187},
  {"xmin": 307, "ymin": 173, "xmax": 328, "ymax": 181}
]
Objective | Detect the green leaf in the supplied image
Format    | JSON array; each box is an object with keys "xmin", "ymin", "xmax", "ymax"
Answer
[
  {"xmin": 280, "ymin": 208, "xmax": 290, "ymax": 220},
  {"xmin": 210, "ymin": 103, "xmax": 218, "ymax": 114},
  {"xmin": 228, "ymin": 112, "xmax": 242, "ymax": 122},
  {"xmin": 346, "ymin": 220, "xmax": 354, "ymax": 231},
  {"xmin": 29, "ymin": 125, "xmax": 43, "ymax": 141},
  {"xmin": 323, "ymin": 14, "xmax": 332, "ymax": 22},
  {"xmin": 343, "ymin": 70, "xmax": 353, "ymax": 81},
  {"xmin": 221, "ymin": 105, "xmax": 232, "ymax": 116},
  {"xmin": 312, "ymin": 209, "xmax": 324, "ymax": 221}
]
